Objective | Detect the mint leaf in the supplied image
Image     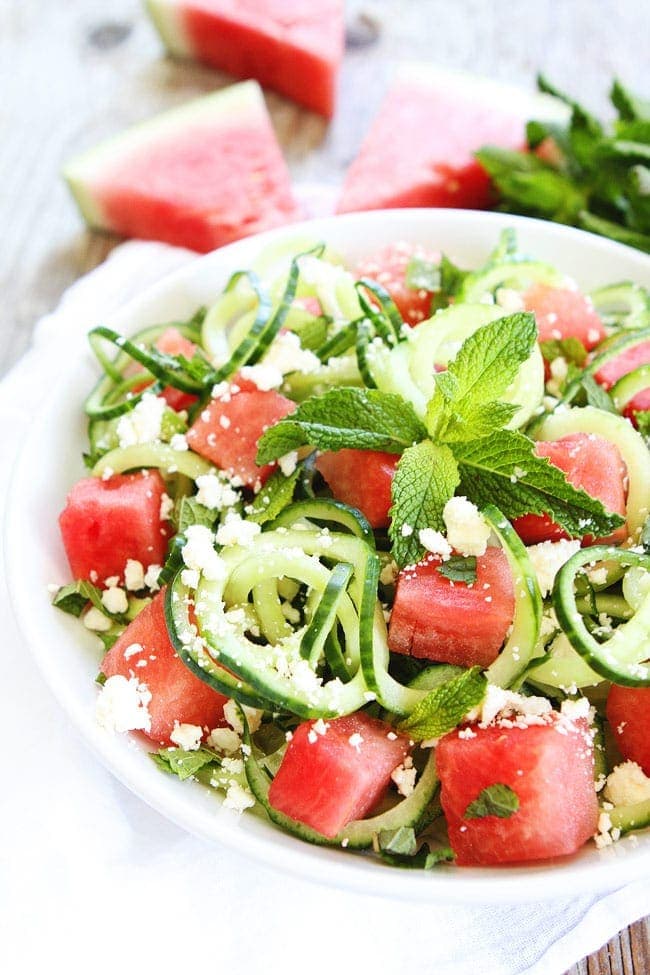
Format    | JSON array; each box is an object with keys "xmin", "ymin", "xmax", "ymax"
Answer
[
  {"xmin": 578, "ymin": 374, "xmax": 617, "ymax": 413},
  {"xmin": 248, "ymin": 464, "xmax": 302, "ymax": 524},
  {"xmin": 52, "ymin": 580, "xmax": 104, "ymax": 617},
  {"xmin": 539, "ymin": 337, "xmax": 588, "ymax": 366},
  {"xmin": 256, "ymin": 389, "xmax": 427, "ymax": 464},
  {"xmin": 151, "ymin": 748, "xmax": 217, "ymax": 782},
  {"xmin": 464, "ymin": 783, "xmax": 520, "ymax": 820},
  {"xmin": 425, "ymin": 313, "xmax": 537, "ymax": 442},
  {"xmin": 173, "ymin": 496, "xmax": 218, "ymax": 534},
  {"xmin": 376, "ymin": 827, "xmax": 454, "ymax": 869},
  {"xmin": 454, "ymin": 429, "xmax": 625, "ymax": 538},
  {"xmin": 378, "ymin": 826, "xmax": 418, "ymax": 857},
  {"xmin": 611, "ymin": 79, "xmax": 650, "ymax": 123},
  {"xmin": 389, "ymin": 440, "xmax": 459, "ymax": 567},
  {"xmin": 437, "ymin": 556, "xmax": 477, "ymax": 584},
  {"xmin": 397, "ymin": 667, "xmax": 487, "ymax": 740}
]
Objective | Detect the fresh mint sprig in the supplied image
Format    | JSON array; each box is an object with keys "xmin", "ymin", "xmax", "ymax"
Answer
[{"xmin": 396, "ymin": 667, "xmax": 487, "ymax": 741}]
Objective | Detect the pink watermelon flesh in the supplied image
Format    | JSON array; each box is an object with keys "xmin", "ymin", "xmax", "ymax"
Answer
[
  {"xmin": 593, "ymin": 339, "xmax": 650, "ymax": 390},
  {"xmin": 101, "ymin": 589, "xmax": 228, "ymax": 745},
  {"xmin": 315, "ymin": 448, "xmax": 398, "ymax": 529},
  {"xmin": 607, "ymin": 685, "xmax": 650, "ymax": 777},
  {"xmin": 173, "ymin": 0, "xmax": 344, "ymax": 118},
  {"xmin": 623, "ymin": 387, "xmax": 650, "ymax": 426},
  {"xmin": 186, "ymin": 377, "xmax": 296, "ymax": 487},
  {"xmin": 512, "ymin": 433, "xmax": 628, "ymax": 546},
  {"xmin": 268, "ymin": 713, "xmax": 412, "ymax": 838},
  {"xmin": 337, "ymin": 77, "xmax": 530, "ymax": 214},
  {"xmin": 436, "ymin": 717, "xmax": 598, "ymax": 865},
  {"xmin": 388, "ymin": 549, "xmax": 515, "ymax": 668},
  {"xmin": 70, "ymin": 84, "xmax": 300, "ymax": 253},
  {"xmin": 355, "ymin": 242, "xmax": 440, "ymax": 327},
  {"xmin": 58, "ymin": 471, "xmax": 171, "ymax": 584},
  {"xmin": 523, "ymin": 284, "xmax": 606, "ymax": 350},
  {"xmin": 130, "ymin": 327, "xmax": 198, "ymax": 413}
]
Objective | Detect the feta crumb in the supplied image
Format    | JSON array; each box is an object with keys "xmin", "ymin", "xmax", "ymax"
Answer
[
  {"xmin": 124, "ymin": 559, "xmax": 146, "ymax": 591},
  {"xmin": 391, "ymin": 757, "xmax": 416, "ymax": 797},
  {"xmin": 207, "ymin": 727, "xmax": 242, "ymax": 753},
  {"xmin": 223, "ymin": 781, "xmax": 255, "ymax": 812},
  {"xmin": 443, "ymin": 496, "xmax": 491, "ymax": 557},
  {"xmin": 195, "ymin": 472, "xmax": 239, "ymax": 511},
  {"xmin": 278, "ymin": 451, "xmax": 299, "ymax": 477},
  {"xmin": 96, "ymin": 675, "xmax": 152, "ymax": 733},
  {"xmin": 170, "ymin": 721, "xmax": 203, "ymax": 751},
  {"xmin": 101, "ymin": 585, "xmax": 128, "ymax": 615},
  {"xmin": 418, "ymin": 528, "xmax": 452, "ymax": 560},
  {"xmin": 495, "ymin": 287, "xmax": 525, "ymax": 313},
  {"xmin": 479, "ymin": 684, "xmax": 553, "ymax": 728},
  {"xmin": 400, "ymin": 524, "xmax": 414, "ymax": 538},
  {"xmin": 379, "ymin": 560, "xmax": 399, "ymax": 586},
  {"xmin": 169, "ymin": 433, "xmax": 189, "ymax": 452},
  {"xmin": 223, "ymin": 698, "xmax": 263, "ymax": 735},
  {"xmin": 116, "ymin": 393, "xmax": 166, "ymax": 448},
  {"xmin": 604, "ymin": 761, "xmax": 650, "ymax": 808},
  {"xmin": 182, "ymin": 525, "xmax": 227, "ymax": 581},
  {"xmin": 144, "ymin": 564, "xmax": 162, "ymax": 591},
  {"xmin": 348, "ymin": 733, "xmax": 364, "ymax": 751},
  {"xmin": 159, "ymin": 492, "xmax": 174, "ymax": 522},
  {"xmin": 526, "ymin": 539, "xmax": 581, "ymax": 596},
  {"xmin": 83, "ymin": 607, "xmax": 112, "ymax": 632},
  {"xmin": 239, "ymin": 363, "xmax": 283, "ymax": 390},
  {"xmin": 215, "ymin": 511, "xmax": 262, "ymax": 548},
  {"xmin": 123, "ymin": 642, "xmax": 144, "ymax": 660}
]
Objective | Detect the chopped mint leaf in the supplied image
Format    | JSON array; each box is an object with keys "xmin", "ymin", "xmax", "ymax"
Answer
[
  {"xmin": 151, "ymin": 747, "xmax": 218, "ymax": 782},
  {"xmin": 160, "ymin": 408, "xmax": 187, "ymax": 442},
  {"xmin": 539, "ymin": 337, "xmax": 588, "ymax": 367},
  {"xmin": 454, "ymin": 429, "xmax": 625, "ymax": 539},
  {"xmin": 256, "ymin": 388, "xmax": 428, "ymax": 464},
  {"xmin": 173, "ymin": 496, "xmax": 217, "ymax": 534},
  {"xmin": 578, "ymin": 374, "xmax": 617, "ymax": 413},
  {"xmin": 397, "ymin": 667, "xmax": 487, "ymax": 741},
  {"xmin": 248, "ymin": 465, "xmax": 302, "ymax": 524},
  {"xmin": 378, "ymin": 843, "xmax": 455, "ymax": 870},
  {"xmin": 52, "ymin": 580, "xmax": 104, "ymax": 618},
  {"xmin": 388, "ymin": 441, "xmax": 459, "ymax": 567},
  {"xmin": 464, "ymin": 783, "xmax": 520, "ymax": 820},
  {"xmin": 437, "ymin": 555, "xmax": 477, "ymax": 584},
  {"xmin": 425, "ymin": 313, "xmax": 537, "ymax": 442},
  {"xmin": 378, "ymin": 826, "xmax": 418, "ymax": 857}
]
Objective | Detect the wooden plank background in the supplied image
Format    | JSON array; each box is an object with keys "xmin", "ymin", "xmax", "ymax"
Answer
[{"xmin": 1, "ymin": 1, "xmax": 648, "ymax": 970}]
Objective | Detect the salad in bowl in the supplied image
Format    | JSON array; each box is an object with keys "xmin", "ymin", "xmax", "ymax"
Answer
[{"xmin": 10, "ymin": 210, "xmax": 650, "ymax": 898}]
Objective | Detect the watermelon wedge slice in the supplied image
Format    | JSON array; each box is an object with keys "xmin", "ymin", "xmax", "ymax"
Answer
[
  {"xmin": 64, "ymin": 81, "xmax": 300, "ymax": 252},
  {"xmin": 145, "ymin": 0, "xmax": 344, "ymax": 118},
  {"xmin": 336, "ymin": 65, "xmax": 567, "ymax": 214}
]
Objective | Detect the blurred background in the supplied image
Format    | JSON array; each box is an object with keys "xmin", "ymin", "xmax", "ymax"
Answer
[{"xmin": 1, "ymin": 0, "xmax": 648, "ymax": 372}]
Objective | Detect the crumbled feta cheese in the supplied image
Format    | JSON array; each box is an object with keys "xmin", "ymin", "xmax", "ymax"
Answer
[
  {"xmin": 589, "ymin": 567, "xmax": 608, "ymax": 587},
  {"xmin": 239, "ymin": 363, "xmax": 283, "ymax": 391},
  {"xmin": 215, "ymin": 511, "xmax": 262, "ymax": 548},
  {"xmin": 223, "ymin": 781, "xmax": 255, "ymax": 812},
  {"xmin": 495, "ymin": 287, "xmax": 525, "ymax": 313},
  {"xmin": 96, "ymin": 675, "xmax": 152, "ymax": 733},
  {"xmin": 101, "ymin": 585, "xmax": 128, "ymax": 615},
  {"xmin": 182, "ymin": 525, "xmax": 226, "ymax": 581},
  {"xmin": 400, "ymin": 524, "xmax": 414, "ymax": 538},
  {"xmin": 418, "ymin": 528, "xmax": 452, "ymax": 560},
  {"xmin": 159, "ymin": 492, "xmax": 174, "ymax": 522},
  {"xmin": 143, "ymin": 564, "xmax": 162, "ymax": 591},
  {"xmin": 348, "ymin": 733, "xmax": 364, "ymax": 751},
  {"xmin": 263, "ymin": 330, "xmax": 320, "ymax": 375},
  {"xmin": 379, "ymin": 560, "xmax": 399, "ymax": 586},
  {"xmin": 169, "ymin": 433, "xmax": 189, "ymax": 452},
  {"xmin": 278, "ymin": 451, "xmax": 299, "ymax": 477},
  {"xmin": 83, "ymin": 607, "xmax": 112, "ymax": 632},
  {"xmin": 123, "ymin": 642, "xmax": 144, "ymax": 660},
  {"xmin": 479, "ymin": 684, "xmax": 553, "ymax": 728},
  {"xmin": 526, "ymin": 539, "xmax": 581, "ymax": 596},
  {"xmin": 116, "ymin": 393, "xmax": 166, "ymax": 448},
  {"xmin": 391, "ymin": 757, "xmax": 416, "ymax": 797},
  {"xmin": 195, "ymin": 472, "xmax": 239, "ymax": 511},
  {"xmin": 170, "ymin": 721, "xmax": 203, "ymax": 751},
  {"xmin": 604, "ymin": 761, "xmax": 650, "ymax": 807},
  {"xmin": 124, "ymin": 559, "xmax": 146, "ymax": 591},
  {"xmin": 223, "ymin": 698, "xmax": 263, "ymax": 735},
  {"xmin": 443, "ymin": 496, "xmax": 491, "ymax": 557},
  {"xmin": 207, "ymin": 727, "xmax": 241, "ymax": 754}
]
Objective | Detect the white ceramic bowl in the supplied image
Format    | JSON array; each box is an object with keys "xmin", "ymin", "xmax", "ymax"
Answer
[{"xmin": 7, "ymin": 209, "xmax": 650, "ymax": 902}]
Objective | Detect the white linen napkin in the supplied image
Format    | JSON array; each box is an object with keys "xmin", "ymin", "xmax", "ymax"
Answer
[{"xmin": 1, "ymin": 241, "xmax": 648, "ymax": 975}]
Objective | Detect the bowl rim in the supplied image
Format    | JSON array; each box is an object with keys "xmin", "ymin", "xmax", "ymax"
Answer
[{"xmin": 7, "ymin": 207, "xmax": 650, "ymax": 903}]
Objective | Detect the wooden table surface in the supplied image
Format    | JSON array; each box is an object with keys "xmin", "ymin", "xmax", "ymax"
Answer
[{"xmin": 2, "ymin": 1, "xmax": 648, "ymax": 970}]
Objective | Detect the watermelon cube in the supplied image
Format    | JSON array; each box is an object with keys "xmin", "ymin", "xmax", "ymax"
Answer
[
  {"xmin": 337, "ymin": 65, "xmax": 563, "ymax": 214},
  {"xmin": 315, "ymin": 449, "xmax": 398, "ymax": 529},
  {"xmin": 268, "ymin": 713, "xmax": 412, "ymax": 838},
  {"xmin": 187, "ymin": 379, "xmax": 296, "ymax": 487},
  {"xmin": 593, "ymin": 338, "xmax": 650, "ymax": 390},
  {"xmin": 523, "ymin": 284, "xmax": 606, "ymax": 350},
  {"xmin": 388, "ymin": 549, "xmax": 515, "ymax": 668},
  {"xmin": 101, "ymin": 589, "xmax": 228, "ymax": 745},
  {"xmin": 58, "ymin": 471, "xmax": 170, "ymax": 585},
  {"xmin": 512, "ymin": 433, "xmax": 628, "ymax": 546},
  {"xmin": 607, "ymin": 685, "xmax": 650, "ymax": 776},
  {"xmin": 355, "ymin": 242, "xmax": 440, "ymax": 327},
  {"xmin": 146, "ymin": 0, "xmax": 345, "ymax": 118},
  {"xmin": 63, "ymin": 81, "xmax": 300, "ymax": 253},
  {"xmin": 436, "ymin": 716, "xmax": 598, "ymax": 865}
]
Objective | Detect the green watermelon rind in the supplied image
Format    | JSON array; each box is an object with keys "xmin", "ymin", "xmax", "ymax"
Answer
[
  {"xmin": 144, "ymin": 0, "xmax": 192, "ymax": 58},
  {"xmin": 63, "ymin": 81, "xmax": 267, "ymax": 231}
]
